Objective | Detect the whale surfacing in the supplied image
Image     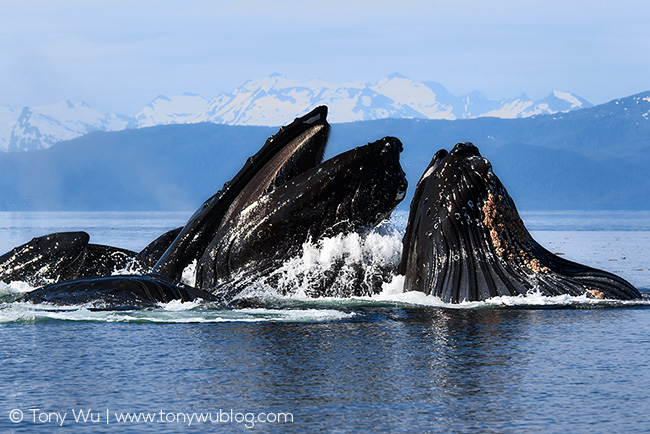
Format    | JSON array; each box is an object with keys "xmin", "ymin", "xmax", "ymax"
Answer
[
  {"xmin": 152, "ymin": 106, "xmax": 331, "ymax": 282},
  {"xmin": 6, "ymin": 108, "xmax": 642, "ymax": 308},
  {"xmin": 399, "ymin": 142, "xmax": 641, "ymax": 302},
  {"xmin": 13, "ymin": 107, "xmax": 407, "ymax": 307},
  {"xmin": 197, "ymin": 136, "xmax": 408, "ymax": 302},
  {"xmin": 0, "ymin": 232, "xmax": 89, "ymax": 286},
  {"xmin": 20, "ymin": 275, "xmax": 217, "ymax": 308},
  {"xmin": 0, "ymin": 232, "xmax": 141, "ymax": 286}
]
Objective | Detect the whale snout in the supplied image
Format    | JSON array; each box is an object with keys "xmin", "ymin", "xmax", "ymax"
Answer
[
  {"xmin": 379, "ymin": 136, "xmax": 404, "ymax": 154},
  {"xmin": 380, "ymin": 137, "xmax": 408, "ymax": 202}
]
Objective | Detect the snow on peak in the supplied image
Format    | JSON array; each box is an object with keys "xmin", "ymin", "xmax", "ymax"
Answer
[
  {"xmin": 548, "ymin": 90, "xmax": 592, "ymax": 110},
  {"xmin": 0, "ymin": 74, "xmax": 601, "ymax": 151},
  {"xmin": 372, "ymin": 74, "xmax": 454, "ymax": 120},
  {"xmin": 240, "ymin": 74, "xmax": 306, "ymax": 93},
  {"xmin": 134, "ymin": 94, "xmax": 210, "ymax": 127},
  {"xmin": 5, "ymin": 101, "xmax": 130, "ymax": 152}
]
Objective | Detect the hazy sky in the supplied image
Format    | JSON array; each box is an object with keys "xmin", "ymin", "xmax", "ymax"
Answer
[{"xmin": 2, "ymin": 0, "xmax": 649, "ymax": 113}]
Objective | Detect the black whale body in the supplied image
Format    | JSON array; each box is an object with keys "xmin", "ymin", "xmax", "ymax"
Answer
[
  {"xmin": 399, "ymin": 142, "xmax": 641, "ymax": 302},
  {"xmin": 152, "ymin": 106, "xmax": 331, "ymax": 283},
  {"xmin": 7, "ymin": 109, "xmax": 642, "ymax": 307},
  {"xmin": 20, "ymin": 274, "xmax": 217, "ymax": 308},
  {"xmin": 0, "ymin": 232, "xmax": 89, "ymax": 286},
  {"xmin": 0, "ymin": 225, "xmax": 186, "ymax": 288},
  {"xmin": 0, "ymin": 232, "xmax": 145, "ymax": 286},
  {"xmin": 197, "ymin": 136, "xmax": 407, "ymax": 302},
  {"xmin": 17, "ymin": 107, "xmax": 407, "ymax": 307}
]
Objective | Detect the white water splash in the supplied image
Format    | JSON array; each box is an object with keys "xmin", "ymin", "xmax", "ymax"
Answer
[
  {"xmin": 111, "ymin": 258, "xmax": 148, "ymax": 275},
  {"xmin": 0, "ymin": 299, "xmax": 356, "ymax": 324},
  {"xmin": 246, "ymin": 226, "xmax": 404, "ymax": 299},
  {"xmin": 368, "ymin": 289, "xmax": 650, "ymax": 309},
  {"xmin": 181, "ymin": 259, "xmax": 197, "ymax": 286},
  {"xmin": 380, "ymin": 274, "xmax": 405, "ymax": 296},
  {"xmin": 0, "ymin": 280, "xmax": 34, "ymax": 296}
]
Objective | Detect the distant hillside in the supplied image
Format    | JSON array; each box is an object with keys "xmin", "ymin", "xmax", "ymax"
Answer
[{"xmin": 0, "ymin": 92, "xmax": 648, "ymax": 211}]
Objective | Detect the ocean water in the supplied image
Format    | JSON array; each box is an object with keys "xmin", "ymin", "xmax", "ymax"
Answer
[{"xmin": 0, "ymin": 211, "xmax": 649, "ymax": 433}]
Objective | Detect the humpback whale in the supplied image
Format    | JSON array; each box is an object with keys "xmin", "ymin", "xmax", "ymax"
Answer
[
  {"xmin": 20, "ymin": 275, "xmax": 216, "ymax": 308},
  {"xmin": 152, "ymin": 106, "xmax": 331, "ymax": 283},
  {"xmin": 399, "ymin": 142, "xmax": 641, "ymax": 302},
  {"xmin": 0, "ymin": 232, "xmax": 141, "ymax": 286},
  {"xmin": 0, "ymin": 232, "xmax": 90, "ymax": 286},
  {"xmin": 17, "ymin": 107, "xmax": 407, "ymax": 307},
  {"xmin": 197, "ymin": 136, "xmax": 407, "ymax": 302}
]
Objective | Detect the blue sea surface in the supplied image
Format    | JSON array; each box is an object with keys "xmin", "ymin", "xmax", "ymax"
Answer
[{"xmin": 1, "ymin": 211, "xmax": 649, "ymax": 433}]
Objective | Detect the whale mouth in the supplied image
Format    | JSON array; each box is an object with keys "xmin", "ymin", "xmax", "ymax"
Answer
[
  {"xmin": 400, "ymin": 142, "xmax": 641, "ymax": 303},
  {"xmin": 152, "ymin": 106, "xmax": 331, "ymax": 282},
  {"xmin": 194, "ymin": 135, "xmax": 409, "ymax": 300}
]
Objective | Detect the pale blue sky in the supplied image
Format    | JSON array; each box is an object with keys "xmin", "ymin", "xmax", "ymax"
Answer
[{"xmin": 2, "ymin": 0, "xmax": 649, "ymax": 113}]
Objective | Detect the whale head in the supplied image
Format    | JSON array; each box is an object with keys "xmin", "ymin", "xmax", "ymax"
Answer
[
  {"xmin": 196, "ymin": 136, "xmax": 408, "ymax": 300},
  {"xmin": 153, "ymin": 106, "xmax": 331, "ymax": 281},
  {"xmin": 0, "ymin": 232, "xmax": 90, "ymax": 286},
  {"xmin": 399, "ymin": 142, "xmax": 641, "ymax": 302}
]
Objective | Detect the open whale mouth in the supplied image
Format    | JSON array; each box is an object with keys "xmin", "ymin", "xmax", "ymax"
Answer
[
  {"xmin": 152, "ymin": 106, "xmax": 332, "ymax": 282},
  {"xmin": 400, "ymin": 142, "xmax": 641, "ymax": 303},
  {"xmin": 8, "ymin": 107, "xmax": 412, "ymax": 308},
  {"xmin": 194, "ymin": 135, "xmax": 409, "ymax": 300}
]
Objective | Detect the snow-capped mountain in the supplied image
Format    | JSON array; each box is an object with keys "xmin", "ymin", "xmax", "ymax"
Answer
[
  {"xmin": 1, "ymin": 74, "xmax": 594, "ymax": 151},
  {"xmin": 0, "ymin": 106, "xmax": 20, "ymax": 151},
  {"xmin": 132, "ymin": 73, "xmax": 593, "ymax": 127},
  {"xmin": 131, "ymin": 93, "xmax": 211, "ymax": 127},
  {"xmin": 1, "ymin": 101, "xmax": 130, "ymax": 152},
  {"xmin": 134, "ymin": 74, "xmax": 433, "ymax": 127},
  {"xmin": 478, "ymin": 91, "xmax": 593, "ymax": 119},
  {"xmin": 372, "ymin": 74, "xmax": 455, "ymax": 120}
]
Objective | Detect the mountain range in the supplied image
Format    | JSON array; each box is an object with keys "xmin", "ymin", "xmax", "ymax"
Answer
[
  {"xmin": 0, "ymin": 91, "xmax": 647, "ymax": 211},
  {"xmin": 1, "ymin": 73, "xmax": 592, "ymax": 152}
]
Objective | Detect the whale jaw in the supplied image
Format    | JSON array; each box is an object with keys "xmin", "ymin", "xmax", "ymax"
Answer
[{"xmin": 399, "ymin": 142, "xmax": 641, "ymax": 303}]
